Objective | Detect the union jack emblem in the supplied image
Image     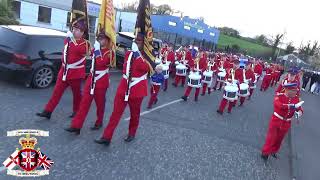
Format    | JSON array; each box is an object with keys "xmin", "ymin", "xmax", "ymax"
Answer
[
  {"xmin": 37, "ymin": 151, "xmax": 54, "ymax": 170},
  {"xmin": 18, "ymin": 149, "xmax": 38, "ymax": 171}
]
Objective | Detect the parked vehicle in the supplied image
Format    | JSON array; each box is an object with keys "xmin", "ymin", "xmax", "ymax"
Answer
[
  {"xmin": 0, "ymin": 25, "xmax": 91, "ymax": 88},
  {"xmin": 115, "ymin": 32, "xmax": 162, "ymax": 68}
]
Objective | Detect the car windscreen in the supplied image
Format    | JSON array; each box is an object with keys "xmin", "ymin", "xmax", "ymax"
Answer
[
  {"xmin": 116, "ymin": 34, "xmax": 133, "ymax": 48},
  {"xmin": 0, "ymin": 27, "xmax": 27, "ymax": 53}
]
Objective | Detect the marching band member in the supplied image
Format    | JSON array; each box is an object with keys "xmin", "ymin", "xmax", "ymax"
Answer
[
  {"xmin": 247, "ymin": 62, "xmax": 257, "ymax": 100},
  {"xmin": 201, "ymin": 57, "xmax": 215, "ymax": 96},
  {"xmin": 213, "ymin": 57, "xmax": 226, "ymax": 91},
  {"xmin": 261, "ymin": 82, "xmax": 304, "ymax": 161},
  {"xmin": 181, "ymin": 51, "xmax": 207, "ymax": 102},
  {"xmin": 65, "ymin": 32, "xmax": 114, "ymax": 134},
  {"xmin": 260, "ymin": 64, "xmax": 273, "ymax": 91},
  {"xmin": 216, "ymin": 67, "xmax": 237, "ymax": 114},
  {"xmin": 95, "ymin": 33, "xmax": 152, "ymax": 146},
  {"xmin": 270, "ymin": 64, "xmax": 277, "ymax": 87},
  {"xmin": 36, "ymin": 19, "xmax": 90, "ymax": 119},
  {"xmin": 172, "ymin": 46, "xmax": 193, "ymax": 87},
  {"xmin": 147, "ymin": 65, "xmax": 165, "ymax": 109},
  {"xmin": 254, "ymin": 60, "xmax": 263, "ymax": 81},
  {"xmin": 163, "ymin": 45, "xmax": 175, "ymax": 91}
]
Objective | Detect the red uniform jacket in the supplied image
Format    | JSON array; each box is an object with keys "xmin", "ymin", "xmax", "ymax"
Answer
[
  {"xmin": 265, "ymin": 68, "xmax": 272, "ymax": 75},
  {"xmin": 185, "ymin": 51, "xmax": 193, "ymax": 61},
  {"xmin": 58, "ymin": 38, "xmax": 89, "ymax": 80},
  {"xmin": 254, "ymin": 63, "xmax": 263, "ymax": 75},
  {"xmin": 116, "ymin": 51, "xmax": 150, "ymax": 98},
  {"xmin": 86, "ymin": 48, "xmax": 114, "ymax": 90},
  {"xmin": 245, "ymin": 68, "xmax": 256, "ymax": 85},
  {"xmin": 167, "ymin": 51, "xmax": 175, "ymax": 63},
  {"xmin": 176, "ymin": 52, "xmax": 183, "ymax": 60},
  {"xmin": 235, "ymin": 68, "xmax": 245, "ymax": 83},
  {"xmin": 273, "ymin": 94, "xmax": 303, "ymax": 120},
  {"xmin": 193, "ymin": 57, "xmax": 207, "ymax": 72}
]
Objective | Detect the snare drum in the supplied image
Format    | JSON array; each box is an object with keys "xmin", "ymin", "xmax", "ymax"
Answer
[
  {"xmin": 223, "ymin": 85, "xmax": 239, "ymax": 101},
  {"xmin": 176, "ymin": 63, "xmax": 187, "ymax": 76},
  {"xmin": 217, "ymin": 71, "xmax": 226, "ymax": 82},
  {"xmin": 188, "ymin": 71, "xmax": 202, "ymax": 88},
  {"xmin": 203, "ymin": 70, "xmax": 213, "ymax": 85},
  {"xmin": 175, "ymin": 61, "xmax": 179, "ymax": 65},
  {"xmin": 238, "ymin": 83, "xmax": 250, "ymax": 97},
  {"xmin": 162, "ymin": 64, "xmax": 170, "ymax": 79}
]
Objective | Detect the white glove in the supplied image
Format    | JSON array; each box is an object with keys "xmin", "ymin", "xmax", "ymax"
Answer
[
  {"xmin": 131, "ymin": 42, "xmax": 139, "ymax": 52},
  {"xmin": 295, "ymin": 111, "xmax": 303, "ymax": 118},
  {"xmin": 66, "ymin": 31, "xmax": 73, "ymax": 38},
  {"xmin": 295, "ymin": 101, "xmax": 304, "ymax": 108},
  {"xmin": 94, "ymin": 41, "xmax": 101, "ymax": 51}
]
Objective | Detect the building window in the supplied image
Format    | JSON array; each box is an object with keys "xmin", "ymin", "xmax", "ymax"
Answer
[
  {"xmin": 38, "ymin": 6, "xmax": 51, "ymax": 23},
  {"xmin": 11, "ymin": 1, "xmax": 21, "ymax": 19},
  {"xmin": 66, "ymin": 12, "xmax": 71, "ymax": 27}
]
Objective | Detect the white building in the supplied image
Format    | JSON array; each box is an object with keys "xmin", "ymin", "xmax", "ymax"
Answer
[{"xmin": 11, "ymin": 0, "xmax": 101, "ymax": 42}]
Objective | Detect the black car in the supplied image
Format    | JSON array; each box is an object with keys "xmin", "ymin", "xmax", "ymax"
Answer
[
  {"xmin": 115, "ymin": 32, "xmax": 162, "ymax": 68},
  {"xmin": 0, "ymin": 25, "xmax": 91, "ymax": 89}
]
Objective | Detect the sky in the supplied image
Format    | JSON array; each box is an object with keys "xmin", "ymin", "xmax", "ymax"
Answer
[{"xmin": 92, "ymin": 0, "xmax": 319, "ymax": 47}]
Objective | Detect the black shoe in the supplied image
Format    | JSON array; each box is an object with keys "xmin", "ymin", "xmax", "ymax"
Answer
[
  {"xmin": 181, "ymin": 96, "xmax": 188, "ymax": 101},
  {"xmin": 94, "ymin": 138, "xmax": 110, "ymax": 146},
  {"xmin": 261, "ymin": 154, "xmax": 269, "ymax": 162},
  {"xmin": 90, "ymin": 124, "xmax": 102, "ymax": 130},
  {"xmin": 181, "ymin": 84, "xmax": 185, "ymax": 87},
  {"xmin": 239, "ymin": 104, "xmax": 243, "ymax": 107},
  {"xmin": 147, "ymin": 106, "xmax": 152, "ymax": 109},
  {"xmin": 271, "ymin": 154, "xmax": 278, "ymax": 159},
  {"xmin": 124, "ymin": 135, "xmax": 135, "ymax": 142},
  {"xmin": 64, "ymin": 127, "xmax": 80, "ymax": 135},
  {"xmin": 227, "ymin": 111, "xmax": 231, "ymax": 114},
  {"xmin": 154, "ymin": 98, "xmax": 158, "ymax": 105},
  {"xmin": 36, "ymin": 111, "xmax": 52, "ymax": 119},
  {"xmin": 216, "ymin": 110, "xmax": 223, "ymax": 115},
  {"xmin": 172, "ymin": 83, "xmax": 177, "ymax": 87},
  {"xmin": 247, "ymin": 97, "xmax": 251, "ymax": 100},
  {"xmin": 201, "ymin": 93, "xmax": 205, "ymax": 96},
  {"xmin": 69, "ymin": 112, "xmax": 76, "ymax": 118}
]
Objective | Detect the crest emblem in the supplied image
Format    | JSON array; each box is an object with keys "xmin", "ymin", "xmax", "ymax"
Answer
[{"xmin": 2, "ymin": 130, "xmax": 54, "ymax": 177}]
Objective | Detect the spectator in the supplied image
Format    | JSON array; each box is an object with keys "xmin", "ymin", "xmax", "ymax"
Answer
[
  {"xmin": 309, "ymin": 71, "xmax": 318, "ymax": 92},
  {"xmin": 302, "ymin": 70, "xmax": 311, "ymax": 91}
]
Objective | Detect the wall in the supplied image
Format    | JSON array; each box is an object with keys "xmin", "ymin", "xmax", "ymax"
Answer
[{"xmin": 18, "ymin": 1, "xmax": 69, "ymax": 32}]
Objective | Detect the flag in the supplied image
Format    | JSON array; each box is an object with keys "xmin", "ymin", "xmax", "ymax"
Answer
[
  {"xmin": 70, "ymin": 0, "xmax": 90, "ymax": 41},
  {"xmin": 135, "ymin": 0, "xmax": 156, "ymax": 73},
  {"xmin": 96, "ymin": 0, "xmax": 116, "ymax": 67},
  {"xmin": 37, "ymin": 151, "xmax": 54, "ymax": 170},
  {"xmin": 2, "ymin": 150, "xmax": 19, "ymax": 170}
]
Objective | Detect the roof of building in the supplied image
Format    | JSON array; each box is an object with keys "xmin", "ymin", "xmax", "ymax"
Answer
[{"xmin": 2, "ymin": 25, "xmax": 66, "ymax": 37}]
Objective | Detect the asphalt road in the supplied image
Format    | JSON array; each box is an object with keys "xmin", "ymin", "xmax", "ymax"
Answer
[
  {"xmin": 292, "ymin": 90, "xmax": 320, "ymax": 180},
  {"xmin": 0, "ymin": 73, "xmax": 293, "ymax": 180}
]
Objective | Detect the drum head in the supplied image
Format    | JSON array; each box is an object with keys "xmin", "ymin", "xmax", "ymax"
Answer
[
  {"xmin": 204, "ymin": 71, "xmax": 213, "ymax": 76},
  {"xmin": 218, "ymin": 71, "xmax": 226, "ymax": 77},
  {"xmin": 225, "ymin": 85, "xmax": 238, "ymax": 92},
  {"xmin": 239, "ymin": 83, "xmax": 249, "ymax": 90}
]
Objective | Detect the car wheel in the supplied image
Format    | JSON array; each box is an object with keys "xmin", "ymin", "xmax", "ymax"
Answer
[{"xmin": 32, "ymin": 66, "xmax": 54, "ymax": 88}]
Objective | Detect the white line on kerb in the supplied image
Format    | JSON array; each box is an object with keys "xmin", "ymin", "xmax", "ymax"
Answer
[
  {"xmin": 0, "ymin": 166, "xmax": 6, "ymax": 172},
  {"xmin": 124, "ymin": 99, "xmax": 183, "ymax": 121}
]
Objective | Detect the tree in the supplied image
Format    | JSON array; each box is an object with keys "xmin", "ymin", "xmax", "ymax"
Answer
[
  {"xmin": 152, "ymin": 4, "xmax": 173, "ymax": 15},
  {"xmin": 285, "ymin": 42, "xmax": 295, "ymax": 54},
  {"xmin": 299, "ymin": 41, "xmax": 319, "ymax": 61},
  {"xmin": 254, "ymin": 34, "xmax": 268, "ymax": 46},
  {"xmin": 0, "ymin": 0, "xmax": 19, "ymax": 25},
  {"xmin": 271, "ymin": 33, "xmax": 284, "ymax": 61},
  {"xmin": 218, "ymin": 27, "xmax": 240, "ymax": 37},
  {"xmin": 121, "ymin": 1, "xmax": 139, "ymax": 12}
]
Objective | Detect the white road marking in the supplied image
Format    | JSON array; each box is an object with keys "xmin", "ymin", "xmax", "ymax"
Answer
[
  {"xmin": 124, "ymin": 99, "xmax": 183, "ymax": 121},
  {"xmin": 0, "ymin": 166, "xmax": 6, "ymax": 172}
]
